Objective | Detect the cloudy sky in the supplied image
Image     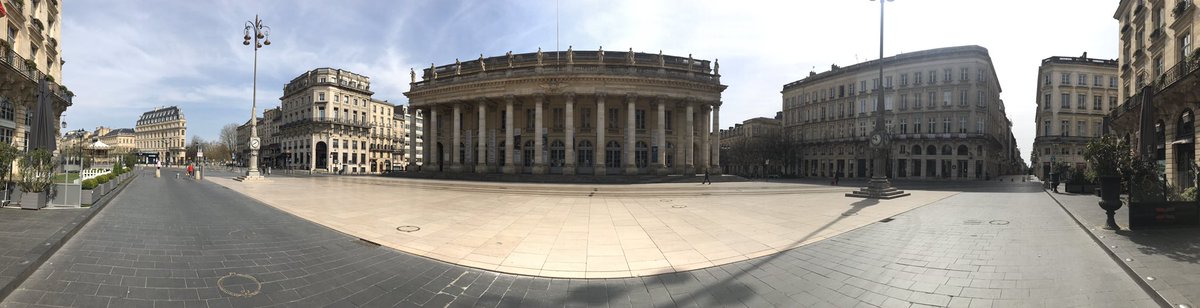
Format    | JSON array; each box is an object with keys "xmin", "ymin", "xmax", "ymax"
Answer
[{"xmin": 61, "ymin": 0, "xmax": 1118, "ymax": 166}]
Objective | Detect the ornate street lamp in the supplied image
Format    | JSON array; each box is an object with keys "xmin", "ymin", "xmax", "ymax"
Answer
[
  {"xmin": 848, "ymin": 0, "xmax": 909, "ymax": 199},
  {"xmin": 241, "ymin": 15, "xmax": 271, "ymax": 181}
]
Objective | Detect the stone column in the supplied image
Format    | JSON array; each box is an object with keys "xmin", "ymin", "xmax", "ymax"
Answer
[
  {"xmin": 451, "ymin": 103, "xmax": 462, "ymax": 172},
  {"xmin": 655, "ymin": 97, "xmax": 668, "ymax": 175},
  {"xmin": 503, "ymin": 96, "xmax": 516, "ymax": 174},
  {"xmin": 564, "ymin": 92, "xmax": 576, "ymax": 175},
  {"xmin": 408, "ymin": 107, "xmax": 418, "ymax": 171},
  {"xmin": 700, "ymin": 104, "xmax": 711, "ymax": 172},
  {"xmin": 595, "ymin": 93, "xmax": 607, "ymax": 175},
  {"xmin": 711, "ymin": 103, "xmax": 722, "ymax": 175},
  {"xmin": 428, "ymin": 107, "xmax": 440, "ymax": 172},
  {"xmin": 310, "ymin": 135, "xmax": 317, "ymax": 171},
  {"xmin": 624, "ymin": 93, "xmax": 638, "ymax": 175},
  {"xmin": 684, "ymin": 102, "xmax": 695, "ymax": 175},
  {"xmin": 533, "ymin": 94, "xmax": 547, "ymax": 174},
  {"xmin": 476, "ymin": 99, "xmax": 488, "ymax": 173}
]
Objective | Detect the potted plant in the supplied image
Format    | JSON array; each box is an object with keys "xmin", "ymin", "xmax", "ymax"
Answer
[
  {"xmin": 1084, "ymin": 136, "xmax": 1132, "ymax": 229},
  {"xmin": 1065, "ymin": 168, "xmax": 1089, "ymax": 193},
  {"xmin": 81, "ymin": 178, "xmax": 97, "ymax": 205},
  {"xmin": 1123, "ymin": 154, "xmax": 1200, "ymax": 229},
  {"xmin": 17, "ymin": 149, "xmax": 54, "ymax": 209}
]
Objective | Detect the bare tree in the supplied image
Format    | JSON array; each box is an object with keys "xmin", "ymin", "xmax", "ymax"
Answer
[{"xmin": 218, "ymin": 123, "xmax": 238, "ymax": 161}]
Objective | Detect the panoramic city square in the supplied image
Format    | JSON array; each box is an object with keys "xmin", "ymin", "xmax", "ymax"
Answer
[{"xmin": 1, "ymin": 0, "xmax": 1200, "ymax": 307}]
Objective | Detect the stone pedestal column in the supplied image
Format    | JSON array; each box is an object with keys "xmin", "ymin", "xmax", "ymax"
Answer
[
  {"xmin": 594, "ymin": 93, "xmax": 607, "ymax": 175},
  {"xmin": 451, "ymin": 104, "xmax": 462, "ymax": 172},
  {"xmin": 427, "ymin": 107, "xmax": 440, "ymax": 172},
  {"xmin": 711, "ymin": 103, "xmax": 722, "ymax": 175},
  {"xmin": 532, "ymin": 94, "xmax": 547, "ymax": 174},
  {"xmin": 684, "ymin": 103, "xmax": 695, "ymax": 175},
  {"xmin": 564, "ymin": 93, "xmax": 576, "ymax": 175},
  {"xmin": 624, "ymin": 93, "xmax": 638, "ymax": 175},
  {"xmin": 655, "ymin": 97, "xmax": 668, "ymax": 175},
  {"xmin": 700, "ymin": 105, "xmax": 711, "ymax": 172},
  {"xmin": 408, "ymin": 107, "xmax": 419, "ymax": 171},
  {"xmin": 476, "ymin": 100, "xmax": 488, "ymax": 173},
  {"xmin": 503, "ymin": 96, "xmax": 516, "ymax": 174}
]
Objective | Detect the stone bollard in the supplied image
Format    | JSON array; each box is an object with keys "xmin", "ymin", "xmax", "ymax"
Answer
[
  {"xmin": 195, "ymin": 166, "xmax": 202, "ymax": 180},
  {"xmin": 155, "ymin": 168, "xmax": 161, "ymax": 178}
]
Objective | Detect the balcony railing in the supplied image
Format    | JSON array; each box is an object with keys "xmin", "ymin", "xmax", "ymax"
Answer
[
  {"xmin": 280, "ymin": 117, "xmax": 374, "ymax": 131},
  {"xmin": 411, "ymin": 50, "xmax": 720, "ymax": 91},
  {"xmin": 0, "ymin": 46, "xmax": 73, "ymax": 105},
  {"xmin": 1152, "ymin": 54, "xmax": 1200, "ymax": 94}
]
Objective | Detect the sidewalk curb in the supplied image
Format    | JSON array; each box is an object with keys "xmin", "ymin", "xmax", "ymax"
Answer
[
  {"xmin": 0, "ymin": 171, "xmax": 139, "ymax": 301},
  {"xmin": 1043, "ymin": 190, "xmax": 1172, "ymax": 308}
]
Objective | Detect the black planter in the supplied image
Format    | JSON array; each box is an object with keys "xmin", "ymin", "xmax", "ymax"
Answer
[{"xmin": 1098, "ymin": 175, "xmax": 1123, "ymax": 230}]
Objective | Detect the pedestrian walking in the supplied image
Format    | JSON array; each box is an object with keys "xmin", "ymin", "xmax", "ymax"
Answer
[
  {"xmin": 702, "ymin": 169, "xmax": 712, "ymax": 185},
  {"xmin": 832, "ymin": 172, "xmax": 840, "ymax": 186},
  {"xmin": 187, "ymin": 164, "xmax": 194, "ymax": 177}
]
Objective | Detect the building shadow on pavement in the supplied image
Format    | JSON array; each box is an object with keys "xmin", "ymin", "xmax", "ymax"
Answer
[
  {"xmin": 1117, "ymin": 228, "xmax": 1200, "ymax": 264},
  {"xmin": 548, "ymin": 195, "xmax": 884, "ymax": 307}
]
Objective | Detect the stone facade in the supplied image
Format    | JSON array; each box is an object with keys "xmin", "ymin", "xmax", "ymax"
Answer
[
  {"xmin": 1031, "ymin": 55, "xmax": 1119, "ymax": 179},
  {"xmin": 1109, "ymin": 0, "xmax": 1200, "ymax": 188},
  {"xmin": 134, "ymin": 106, "xmax": 186, "ymax": 165},
  {"xmin": 0, "ymin": 0, "xmax": 72, "ymax": 151},
  {"xmin": 719, "ymin": 115, "xmax": 782, "ymax": 177},
  {"xmin": 781, "ymin": 45, "xmax": 1021, "ymax": 180},
  {"xmin": 394, "ymin": 104, "xmax": 423, "ymax": 170},
  {"xmin": 404, "ymin": 49, "xmax": 727, "ymax": 176}
]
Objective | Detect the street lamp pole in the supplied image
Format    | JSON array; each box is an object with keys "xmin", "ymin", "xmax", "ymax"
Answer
[
  {"xmin": 242, "ymin": 15, "xmax": 271, "ymax": 180},
  {"xmin": 848, "ymin": 0, "xmax": 909, "ymax": 199}
]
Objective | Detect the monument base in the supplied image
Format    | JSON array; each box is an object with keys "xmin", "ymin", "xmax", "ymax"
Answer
[{"xmin": 845, "ymin": 177, "xmax": 910, "ymax": 199}]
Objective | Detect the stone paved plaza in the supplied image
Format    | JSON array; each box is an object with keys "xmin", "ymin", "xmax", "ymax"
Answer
[{"xmin": 0, "ymin": 168, "xmax": 1170, "ymax": 307}]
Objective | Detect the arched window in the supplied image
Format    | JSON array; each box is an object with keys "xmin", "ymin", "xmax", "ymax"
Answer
[
  {"xmin": 912, "ymin": 145, "xmax": 922, "ymax": 155},
  {"xmin": 941, "ymin": 145, "xmax": 953, "ymax": 156},
  {"xmin": 577, "ymin": 140, "xmax": 594, "ymax": 166},
  {"xmin": 523, "ymin": 140, "xmax": 535, "ymax": 167},
  {"xmin": 605, "ymin": 141, "xmax": 622, "ymax": 168},
  {"xmin": 550, "ymin": 140, "xmax": 565, "ymax": 167},
  {"xmin": 927, "ymin": 145, "xmax": 937, "ymax": 156},
  {"xmin": 957, "ymin": 145, "xmax": 969, "ymax": 156},
  {"xmin": 1177, "ymin": 109, "xmax": 1194, "ymax": 140}
]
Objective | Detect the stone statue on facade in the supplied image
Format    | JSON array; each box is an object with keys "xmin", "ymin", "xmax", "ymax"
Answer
[
  {"xmin": 688, "ymin": 54, "xmax": 694, "ymax": 68},
  {"xmin": 479, "ymin": 54, "xmax": 486, "ymax": 71},
  {"xmin": 455, "ymin": 58, "xmax": 462, "ymax": 75},
  {"xmin": 410, "ymin": 68, "xmax": 416, "ymax": 83},
  {"xmin": 598, "ymin": 46, "xmax": 605, "ymax": 64},
  {"xmin": 537, "ymin": 47, "xmax": 543, "ymax": 65},
  {"xmin": 714, "ymin": 59, "xmax": 719, "ymax": 75},
  {"xmin": 659, "ymin": 50, "xmax": 665, "ymax": 67},
  {"xmin": 627, "ymin": 48, "xmax": 635, "ymax": 64},
  {"xmin": 430, "ymin": 63, "xmax": 437, "ymax": 79},
  {"xmin": 567, "ymin": 45, "xmax": 574, "ymax": 64},
  {"xmin": 506, "ymin": 51, "xmax": 513, "ymax": 68}
]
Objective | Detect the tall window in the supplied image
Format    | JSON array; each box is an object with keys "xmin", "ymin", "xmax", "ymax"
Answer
[
  {"xmin": 958, "ymin": 116, "xmax": 967, "ymax": 133},
  {"xmin": 1043, "ymin": 94, "xmax": 1051, "ymax": 110},
  {"xmin": 976, "ymin": 119, "xmax": 984, "ymax": 133},
  {"xmin": 1078, "ymin": 74, "xmax": 1087, "ymax": 85},
  {"xmin": 526, "ymin": 108, "xmax": 536, "ymax": 129},
  {"xmin": 943, "ymin": 69, "xmax": 952, "ymax": 82},
  {"xmin": 959, "ymin": 90, "xmax": 968, "ymax": 106},
  {"xmin": 1181, "ymin": 33, "xmax": 1192, "ymax": 61},
  {"xmin": 914, "ymin": 116, "xmax": 922, "ymax": 133},
  {"xmin": 634, "ymin": 109, "xmax": 645, "ymax": 129},
  {"xmin": 942, "ymin": 117, "xmax": 951, "ymax": 133},
  {"xmin": 0, "ymin": 100, "xmax": 12, "ymax": 120},
  {"xmin": 885, "ymin": 76, "xmax": 892, "ymax": 88},
  {"xmin": 960, "ymin": 68, "xmax": 968, "ymax": 81},
  {"xmin": 927, "ymin": 92, "xmax": 936, "ymax": 108},
  {"xmin": 1044, "ymin": 74, "xmax": 1051, "ymax": 85},
  {"xmin": 1061, "ymin": 120, "xmax": 1069, "ymax": 137},
  {"xmin": 977, "ymin": 91, "xmax": 985, "ymax": 107},
  {"xmin": 665, "ymin": 111, "xmax": 672, "ymax": 130},
  {"xmin": 1061, "ymin": 94, "xmax": 1071, "ymax": 109},
  {"xmin": 1077, "ymin": 94, "xmax": 1086, "ymax": 109},
  {"xmin": 1044, "ymin": 121, "xmax": 1051, "ymax": 136},
  {"xmin": 943, "ymin": 91, "xmax": 952, "ymax": 106},
  {"xmin": 915, "ymin": 72, "xmax": 923, "ymax": 84},
  {"xmin": 553, "ymin": 108, "xmax": 564, "ymax": 129},
  {"xmin": 900, "ymin": 73, "xmax": 908, "ymax": 86},
  {"xmin": 1109, "ymin": 96, "xmax": 1118, "ymax": 110},
  {"xmin": 1110, "ymin": 76, "xmax": 1117, "ymax": 88},
  {"xmin": 914, "ymin": 93, "xmax": 923, "ymax": 109},
  {"xmin": 1061, "ymin": 72, "xmax": 1070, "ymax": 84},
  {"xmin": 900, "ymin": 94, "xmax": 908, "ymax": 110},
  {"xmin": 1094, "ymin": 75, "xmax": 1102, "ymax": 86},
  {"xmin": 1093, "ymin": 95, "xmax": 1102, "ymax": 110},
  {"xmin": 899, "ymin": 118, "xmax": 908, "ymax": 133},
  {"xmin": 606, "ymin": 108, "xmax": 619, "ymax": 129},
  {"xmin": 581, "ymin": 108, "xmax": 592, "ymax": 128},
  {"xmin": 1077, "ymin": 121, "xmax": 1086, "ymax": 137},
  {"xmin": 929, "ymin": 70, "xmax": 937, "ymax": 84}
]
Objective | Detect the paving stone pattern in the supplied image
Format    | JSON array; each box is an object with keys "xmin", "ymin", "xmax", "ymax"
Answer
[
  {"xmin": 0, "ymin": 172, "xmax": 1159, "ymax": 307},
  {"xmin": 0, "ymin": 207, "xmax": 87, "ymax": 299}
]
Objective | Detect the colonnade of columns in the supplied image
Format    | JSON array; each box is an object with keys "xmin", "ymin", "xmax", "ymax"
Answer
[{"xmin": 414, "ymin": 92, "xmax": 721, "ymax": 176}]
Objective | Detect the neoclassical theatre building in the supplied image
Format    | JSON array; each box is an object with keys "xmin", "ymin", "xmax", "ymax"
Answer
[
  {"xmin": 403, "ymin": 48, "xmax": 727, "ymax": 175},
  {"xmin": 781, "ymin": 46, "xmax": 1023, "ymax": 180}
]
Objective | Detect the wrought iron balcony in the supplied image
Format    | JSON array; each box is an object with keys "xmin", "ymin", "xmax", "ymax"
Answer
[{"xmin": 0, "ymin": 46, "xmax": 73, "ymax": 105}]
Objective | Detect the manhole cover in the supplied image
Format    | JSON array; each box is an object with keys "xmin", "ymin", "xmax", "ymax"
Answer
[
  {"xmin": 671, "ymin": 205, "xmax": 687, "ymax": 209},
  {"xmin": 396, "ymin": 225, "xmax": 421, "ymax": 232},
  {"xmin": 989, "ymin": 220, "xmax": 1010, "ymax": 225},
  {"xmin": 660, "ymin": 199, "xmax": 672, "ymax": 203},
  {"xmin": 217, "ymin": 272, "xmax": 261, "ymax": 297},
  {"xmin": 963, "ymin": 220, "xmax": 983, "ymax": 225}
]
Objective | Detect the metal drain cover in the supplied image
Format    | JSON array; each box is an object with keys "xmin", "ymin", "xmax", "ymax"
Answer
[
  {"xmin": 396, "ymin": 225, "xmax": 421, "ymax": 232},
  {"xmin": 660, "ymin": 199, "xmax": 672, "ymax": 202},
  {"xmin": 671, "ymin": 205, "xmax": 687, "ymax": 209},
  {"xmin": 989, "ymin": 220, "xmax": 1010, "ymax": 225},
  {"xmin": 964, "ymin": 219, "xmax": 983, "ymax": 225}
]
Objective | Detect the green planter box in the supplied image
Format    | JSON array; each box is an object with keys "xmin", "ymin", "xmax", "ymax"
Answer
[{"xmin": 1129, "ymin": 201, "xmax": 1200, "ymax": 229}]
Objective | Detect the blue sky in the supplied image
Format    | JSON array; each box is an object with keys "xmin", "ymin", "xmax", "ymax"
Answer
[{"xmin": 61, "ymin": 0, "xmax": 1119, "ymax": 166}]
